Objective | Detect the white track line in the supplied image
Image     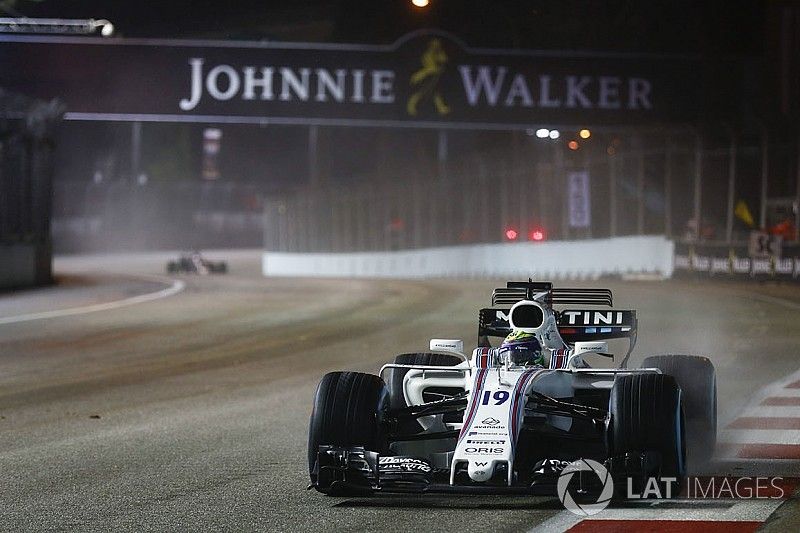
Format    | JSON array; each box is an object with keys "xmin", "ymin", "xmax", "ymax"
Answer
[
  {"xmin": 719, "ymin": 429, "xmax": 800, "ymax": 446},
  {"xmin": 717, "ymin": 290, "xmax": 800, "ymax": 453},
  {"xmin": 745, "ymin": 292, "xmax": 800, "ymax": 312},
  {"xmin": 532, "ymin": 500, "xmax": 783, "ymax": 532},
  {"xmin": 0, "ymin": 275, "xmax": 185, "ymax": 325},
  {"xmin": 753, "ymin": 388, "xmax": 800, "ymax": 397},
  {"xmin": 740, "ymin": 405, "xmax": 800, "ymax": 417}
]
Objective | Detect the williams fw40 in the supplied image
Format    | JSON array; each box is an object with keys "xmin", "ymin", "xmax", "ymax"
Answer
[{"xmin": 307, "ymin": 281, "xmax": 717, "ymax": 496}]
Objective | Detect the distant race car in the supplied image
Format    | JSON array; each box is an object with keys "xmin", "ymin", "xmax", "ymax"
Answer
[
  {"xmin": 166, "ymin": 252, "xmax": 227, "ymax": 275},
  {"xmin": 307, "ymin": 280, "xmax": 716, "ymax": 497}
]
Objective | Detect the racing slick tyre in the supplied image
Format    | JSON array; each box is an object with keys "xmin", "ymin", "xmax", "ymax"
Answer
[
  {"xmin": 609, "ymin": 373, "xmax": 686, "ymax": 497},
  {"xmin": 641, "ymin": 355, "xmax": 717, "ymax": 465},
  {"xmin": 388, "ymin": 352, "xmax": 463, "ymax": 434},
  {"xmin": 308, "ymin": 372, "xmax": 389, "ymax": 491}
]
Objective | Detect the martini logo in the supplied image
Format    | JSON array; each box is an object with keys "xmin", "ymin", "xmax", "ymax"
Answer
[
  {"xmin": 496, "ymin": 310, "xmax": 510, "ymax": 322},
  {"xmin": 561, "ymin": 311, "xmax": 626, "ymax": 326},
  {"xmin": 407, "ymin": 39, "xmax": 451, "ymax": 116}
]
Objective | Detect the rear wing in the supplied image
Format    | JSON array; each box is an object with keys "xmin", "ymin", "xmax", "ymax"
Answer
[
  {"xmin": 492, "ymin": 282, "xmax": 613, "ymax": 307},
  {"xmin": 478, "ymin": 281, "xmax": 639, "ymax": 367},
  {"xmin": 478, "ymin": 307, "xmax": 637, "ymax": 343},
  {"xmin": 478, "ymin": 306, "xmax": 638, "ymax": 368}
]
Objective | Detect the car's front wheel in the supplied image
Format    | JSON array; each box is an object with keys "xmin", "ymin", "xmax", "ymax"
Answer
[
  {"xmin": 608, "ymin": 372, "xmax": 686, "ymax": 497},
  {"xmin": 641, "ymin": 354, "xmax": 716, "ymax": 465},
  {"xmin": 307, "ymin": 371, "xmax": 389, "ymax": 489}
]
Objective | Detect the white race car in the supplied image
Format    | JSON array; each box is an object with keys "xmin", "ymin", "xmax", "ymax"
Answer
[
  {"xmin": 166, "ymin": 251, "xmax": 227, "ymax": 275},
  {"xmin": 307, "ymin": 281, "xmax": 716, "ymax": 497}
]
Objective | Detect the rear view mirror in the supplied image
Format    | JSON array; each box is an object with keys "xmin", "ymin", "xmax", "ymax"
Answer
[
  {"xmin": 574, "ymin": 341, "xmax": 610, "ymax": 357},
  {"xmin": 430, "ymin": 339, "xmax": 464, "ymax": 354}
]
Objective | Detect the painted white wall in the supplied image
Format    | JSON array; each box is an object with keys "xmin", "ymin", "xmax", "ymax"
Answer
[{"xmin": 262, "ymin": 236, "xmax": 675, "ymax": 280}]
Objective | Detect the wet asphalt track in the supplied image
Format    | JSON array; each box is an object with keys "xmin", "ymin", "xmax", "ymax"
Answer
[{"xmin": 1, "ymin": 251, "xmax": 800, "ymax": 532}]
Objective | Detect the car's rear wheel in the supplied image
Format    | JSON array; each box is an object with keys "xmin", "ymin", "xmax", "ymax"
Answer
[
  {"xmin": 609, "ymin": 373, "xmax": 686, "ymax": 497},
  {"xmin": 388, "ymin": 352, "xmax": 463, "ymax": 433},
  {"xmin": 641, "ymin": 354, "xmax": 716, "ymax": 465},
  {"xmin": 307, "ymin": 372, "xmax": 388, "ymax": 487}
]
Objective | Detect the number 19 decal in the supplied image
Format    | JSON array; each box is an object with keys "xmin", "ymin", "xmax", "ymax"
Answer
[{"xmin": 481, "ymin": 390, "xmax": 510, "ymax": 405}]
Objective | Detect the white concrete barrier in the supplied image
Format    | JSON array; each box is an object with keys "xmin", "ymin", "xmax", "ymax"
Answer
[{"xmin": 262, "ymin": 236, "xmax": 675, "ymax": 280}]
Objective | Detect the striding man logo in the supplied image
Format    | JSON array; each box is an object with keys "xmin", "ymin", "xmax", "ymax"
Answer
[{"xmin": 407, "ymin": 39, "xmax": 451, "ymax": 116}]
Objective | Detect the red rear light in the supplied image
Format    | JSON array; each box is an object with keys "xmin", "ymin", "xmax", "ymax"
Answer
[
  {"xmin": 505, "ymin": 228, "xmax": 519, "ymax": 240},
  {"xmin": 529, "ymin": 228, "xmax": 546, "ymax": 241}
]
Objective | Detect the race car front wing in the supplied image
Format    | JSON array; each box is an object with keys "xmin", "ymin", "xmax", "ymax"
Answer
[
  {"xmin": 312, "ymin": 445, "xmax": 434, "ymax": 495},
  {"xmin": 310, "ymin": 445, "xmax": 663, "ymax": 496}
]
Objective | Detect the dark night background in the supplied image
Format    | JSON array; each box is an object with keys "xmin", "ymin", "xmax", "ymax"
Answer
[
  {"xmin": 2, "ymin": 0, "xmax": 799, "ymax": 252},
  {"xmin": 5, "ymin": 0, "xmax": 766, "ymax": 54}
]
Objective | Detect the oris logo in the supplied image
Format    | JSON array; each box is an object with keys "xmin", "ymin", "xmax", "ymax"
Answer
[{"xmin": 465, "ymin": 447, "xmax": 504, "ymax": 454}]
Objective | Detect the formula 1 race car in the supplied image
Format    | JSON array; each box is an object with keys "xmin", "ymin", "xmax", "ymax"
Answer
[
  {"xmin": 307, "ymin": 281, "xmax": 717, "ymax": 496},
  {"xmin": 166, "ymin": 252, "xmax": 227, "ymax": 275}
]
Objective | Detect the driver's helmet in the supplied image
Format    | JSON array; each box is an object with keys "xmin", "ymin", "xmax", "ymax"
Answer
[{"xmin": 499, "ymin": 329, "xmax": 544, "ymax": 366}]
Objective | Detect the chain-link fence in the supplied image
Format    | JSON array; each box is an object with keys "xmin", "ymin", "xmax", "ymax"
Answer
[
  {"xmin": 52, "ymin": 181, "xmax": 266, "ymax": 252},
  {"xmin": 50, "ymin": 131, "xmax": 799, "ymax": 256},
  {"xmin": 264, "ymin": 136, "xmax": 800, "ymax": 253}
]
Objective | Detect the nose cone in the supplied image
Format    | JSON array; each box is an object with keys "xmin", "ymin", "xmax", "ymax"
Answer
[{"xmin": 468, "ymin": 461, "xmax": 493, "ymax": 482}]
